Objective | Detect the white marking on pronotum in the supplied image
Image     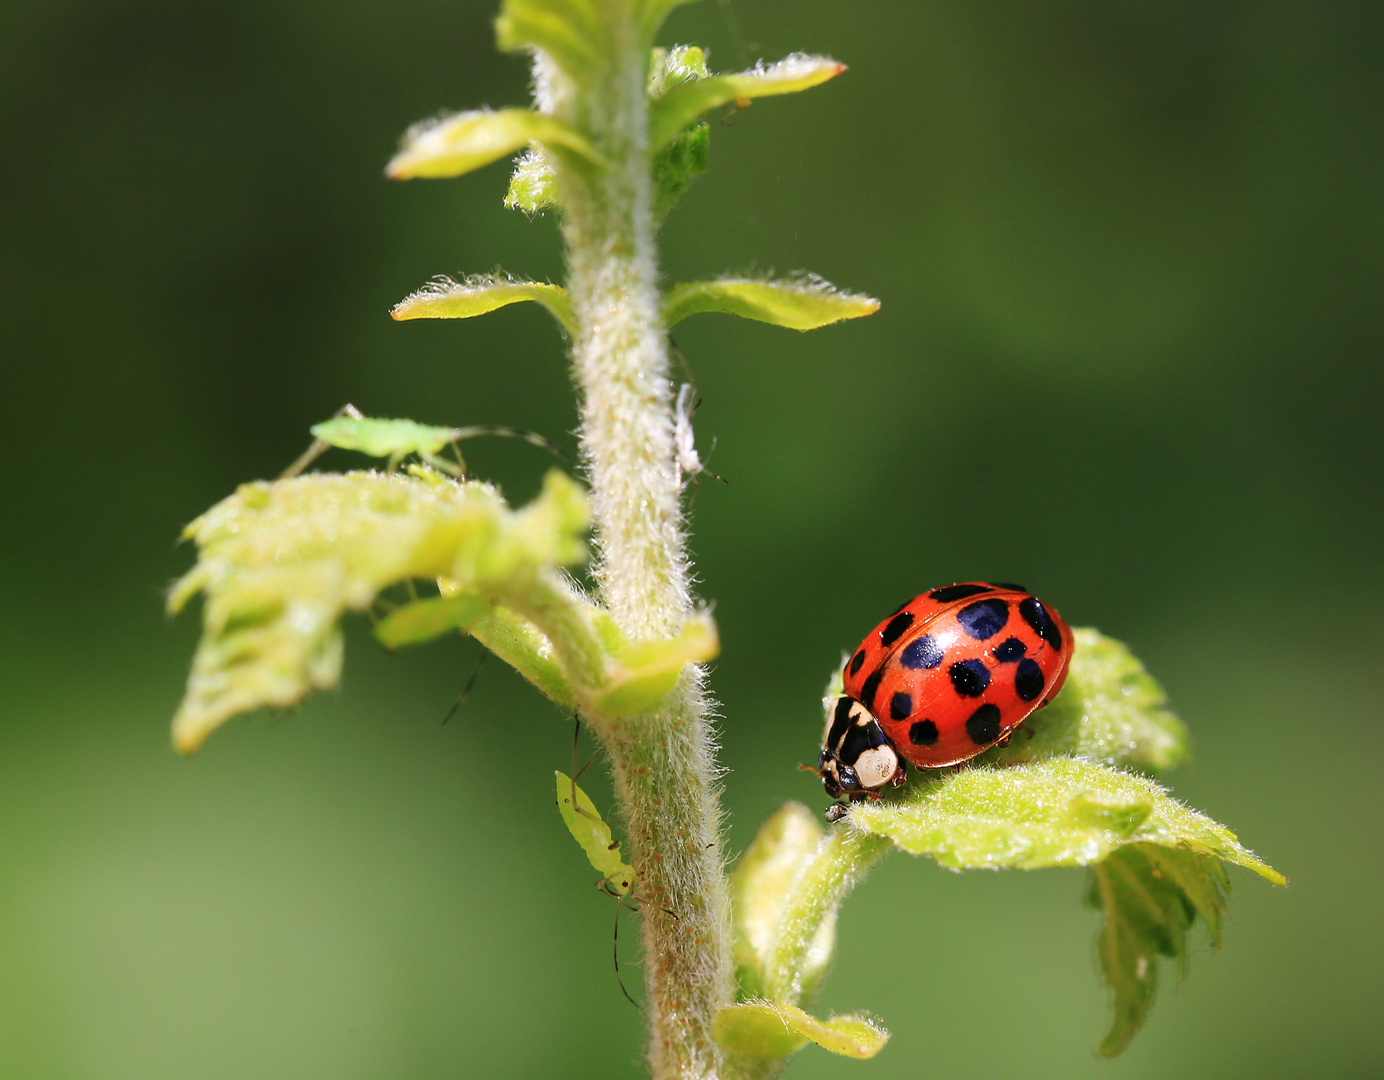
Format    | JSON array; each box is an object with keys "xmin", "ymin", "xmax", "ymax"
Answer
[{"xmin": 852, "ymin": 744, "xmax": 900, "ymax": 789}]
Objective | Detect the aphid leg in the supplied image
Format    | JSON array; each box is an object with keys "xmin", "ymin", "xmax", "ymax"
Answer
[
  {"xmin": 609, "ymin": 883, "xmax": 639, "ymax": 1009},
  {"xmin": 440, "ymin": 650, "xmax": 488, "ymax": 726},
  {"xmin": 279, "ymin": 403, "xmax": 364, "ymax": 479},
  {"xmin": 567, "ymin": 714, "xmax": 604, "ymax": 825}
]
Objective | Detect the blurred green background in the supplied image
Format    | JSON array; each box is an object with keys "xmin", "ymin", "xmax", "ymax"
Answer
[{"xmin": 2, "ymin": 1, "xmax": 1381, "ymax": 1076}]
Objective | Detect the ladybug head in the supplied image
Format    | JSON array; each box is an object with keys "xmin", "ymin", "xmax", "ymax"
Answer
[{"xmin": 819, "ymin": 696, "xmax": 904, "ymax": 805}]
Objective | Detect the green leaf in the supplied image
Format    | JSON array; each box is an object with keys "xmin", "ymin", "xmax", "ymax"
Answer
[
  {"xmin": 1089, "ymin": 844, "xmax": 1230, "ymax": 1056},
  {"xmin": 645, "ymin": 48, "xmax": 713, "ymax": 218},
  {"xmin": 649, "ymin": 54, "xmax": 847, "ymax": 151},
  {"xmin": 592, "ymin": 613, "xmax": 719, "ymax": 717},
  {"xmin": 386, "ymin": 108, "xmax": 601, "ymax": 181},
  {"xmin": 648, "ymin": 44, "xmax": 711, "ymax": 99},
  {"xmin": 844, "ymin": 757, "xmax": 1284, "ymax": 882},
  {"xmin": 652, "ymin": 123, "xmax": 709, "ymax": 219},
  {"xmin": 730, "ymin": 803, "xmax": 833, "ymax": 1001},
  {"xmin": 168, "ymin": 470, "xmax": 598, "ymax": 753},
  {"xmin": 663, "ymin": 275, "xmax": 879, "ymax": 331},
  {"xmin": 986, "ymin": 628, "xmax": 1189, "ymax": 772},
  {"xmin": 555, "ymin": 771, "xmax": 636, "ymax": 895},
  {"xmin": 391, "ymin": 274, "xmax": 576, "ymax": 334},
  {"xmin": 505, "ymin": 150, "xmax": 560, "ymax": 214},
  {"xmin": 714, "ymin": 1000, "xmax": 888, "ymax": 1061},
  {"xmin": 495, "ymin": 0, "xmax": 604, "ymax": 79}
]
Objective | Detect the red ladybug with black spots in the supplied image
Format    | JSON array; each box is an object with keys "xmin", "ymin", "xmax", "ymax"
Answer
[{"xmin": 818, "ymin": 583, "xmax": 1072, "ymax": 815}]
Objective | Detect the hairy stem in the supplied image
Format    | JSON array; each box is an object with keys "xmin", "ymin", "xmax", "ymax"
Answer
[{"xmin": 539, "ymin": 11, "xmax": 732, "ymax": 1078}]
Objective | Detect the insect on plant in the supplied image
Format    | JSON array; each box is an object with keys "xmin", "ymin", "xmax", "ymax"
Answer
[
  {"xmin": 280, "ymin": 403, "xmax": 567, "ymax": 480},
  {"xmin": 165, "ymin": 3, "xmax": 1285, "ymax": 1077}
]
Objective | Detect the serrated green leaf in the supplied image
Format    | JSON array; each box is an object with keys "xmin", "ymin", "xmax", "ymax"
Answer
[
  {"xmin": 986, "ymin": 627, "xmax": 1189, "ymax": 772},
  {"xmin": 496, "ymin": 0, "xmax": 604, "ymax": 78},
  {"xmin": 555, "ymin": 771, "xmax": 636, "ymax": 895},
  {"xmin": 714, "ymin": 1000, "xmax": 888, "ymax": 1061},
  {"xmin": 593, "ymin": 613, "xmax": 719, "ymax": 717},
  {"xmin": 386, "ymin": 108, "xmax": 601, "ymax": 181},
  {"xmin": 169, "ymin": 470, "xmax": 599, "ymax": 753},
  {"xmin": 730, "ymin": 803, "xmax": 833, "ymax": 1001},
  {"xmin": 649, "ymin": 54, "xmax": 846, "ymax": 151},
  {"xmin": 845, "ymin": 757, "xmax": 1284, "ymax": 883},
  {"xmin": 505, "ymin": 150, "xmax": 560, "ymax": 213},
  {"xmin": 1090, "ymin": 844, "xmax": 1230, "ymax": 1056},
  {"xmin": 663, "ymin": 276, "xmax": 879, "ymax": 331},
  {"xmin": 391, "ymin": 274, "xmax": 576, "ymax": 334}
]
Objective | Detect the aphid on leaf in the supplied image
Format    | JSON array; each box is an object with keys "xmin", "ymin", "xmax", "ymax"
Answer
[{"xmin": 280, "ymin": 403, "xmax": 566, "ymax": 480}]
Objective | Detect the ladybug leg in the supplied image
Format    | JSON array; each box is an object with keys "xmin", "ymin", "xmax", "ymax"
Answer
[
  {"xmin": 888, "ymin": 760, "xmax": 908, "ymax": 788},
  {"xmin": 996, "ymin": 734, "xmax": 1011, "ymax": 749}
]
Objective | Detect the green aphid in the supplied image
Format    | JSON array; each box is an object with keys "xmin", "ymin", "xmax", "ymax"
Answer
[
  {"xmin": 555, "ymin": 770, "xmax": 635, "ymax": 897},
  {"xmin": 281, "ymin": 404, "xmax": 565, "ymax": 480}
]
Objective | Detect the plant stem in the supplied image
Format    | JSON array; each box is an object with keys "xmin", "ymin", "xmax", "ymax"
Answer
[
  {"xmin": 539, "ymin": 11, "xmax": 733, "ymax": 1078},
  {"xmin": 762, "ymin": 828, "xmax": 889, "ymax": 1004}
]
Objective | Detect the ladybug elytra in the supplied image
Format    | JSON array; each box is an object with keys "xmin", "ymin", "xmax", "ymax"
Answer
[{"xmin": 819, "ymin": 582, "xmax": 1073, "ymax": 816}]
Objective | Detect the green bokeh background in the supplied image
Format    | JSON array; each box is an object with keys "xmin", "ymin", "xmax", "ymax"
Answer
[{"xmin": 3, "ymin": 1, "xmax": 1381, "ymax": 1076}]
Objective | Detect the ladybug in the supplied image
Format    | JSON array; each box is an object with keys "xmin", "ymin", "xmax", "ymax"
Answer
[{"xmin": 818, "ymin": 582, "xmax": 1072, "ymax": 815}]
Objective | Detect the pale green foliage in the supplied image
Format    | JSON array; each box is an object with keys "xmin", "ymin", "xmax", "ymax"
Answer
[
  {"xmin": 495, "ymin": 0, "xmax": 605, "ymax": 78},
  {"xmin": 386, "ymin": 108, "xmax": 602, "ymax": 181},
  {"xmin": 987, "ymin": 627, "xmax": 1188, "ymax": 771},
  {"xmin": 555, "ymin": 771, "xmax": 636, "ymax": 895},
  {"xmin": 505, "ymin": 150, "xmax": 559, "ymax": 213},
  {"xmin": 1090, "ymin": 845, "xmax": 1231, "ymax": 1057},
  {"xmin": 844, "ymin": 760, "xmax": 1281, "ymax": 1054},
  {"xmin": 663, "ymin": 276, "xmax": 881, "ymax": 331},
  {"xmin": 714, "ymin": 1000, "xmax": 888, "ymax": 1061},
  {"xmin": 730, "ymin": 803, "xmax": 836, "ymax": 1002},
  {"xmin": 168, "ymin": 469, "xmax": 591, "ymax": 753},
  {"xmin": 391, "ymin": 274, "xmax": 576, "ymax": 333},
  {"xmin": 649, "ymin": 54, "xmax": 847, "ymax": 150},
  {"xmin": 844, "ymin": 757, "xmax": 1281, "ymax": 880}
]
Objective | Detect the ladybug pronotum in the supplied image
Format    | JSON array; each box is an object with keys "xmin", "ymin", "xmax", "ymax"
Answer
[{"xmin": 818, "ymin": 582, "xmax": 1073, "ymax": 818}]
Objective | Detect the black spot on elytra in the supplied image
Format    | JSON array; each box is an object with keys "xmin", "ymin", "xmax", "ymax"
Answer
[
  {"xmin": 909, "ymin": 719, "xmax": 939, "ymax": 746},
  {"xmin": 848, "ymin": 649, "xmax": 866, "ymax": 677},
  {"xmin": 899, "ymin": 634, "xmax": 943, "ymax": 669},
  {"xmin": 859, "ymin": 667, "xmax": 885, "ymax": 712},
  {"xmin": 1015, "ymin": 659, "xmax": 1045, "ymax": 702},
  {"xmin": 880, "ymin": 611, "xmax": 914, "ymax": 647},
  {"xmin": 828, "ymin": 697, "xmax": 855, "ymax": 748},
  {"xmin": 950, "ymin": 659, "xmax": 991, "ymax": 697},
  {"xmin": 966, "ymin": 703, "xmax": 1002, "ymax": 744},
  {"xmin": 957, "ymin": 598, "xmax": 1008, "ymax": 641},
  {"xmin": 889, "ymin": 692, "xmax": 912, "ymax": 720},
  {"xmin": 993, "ymin": 637, "xmax": 1027, "ymax": 663},
  {"xmin": 928, "ymin": 583, "xmax": 993, "ymax": 603},
  {"xmin": 988, "ymin": 581, "xmax": 1028, "ymax": 592},
  {"xmin": 890, "ymin": 598, "xmax": 913, "ymax": 616},
  {"xmin": 1019, "ymin": 597, "xmax": 1063, "ymax": 650}
]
